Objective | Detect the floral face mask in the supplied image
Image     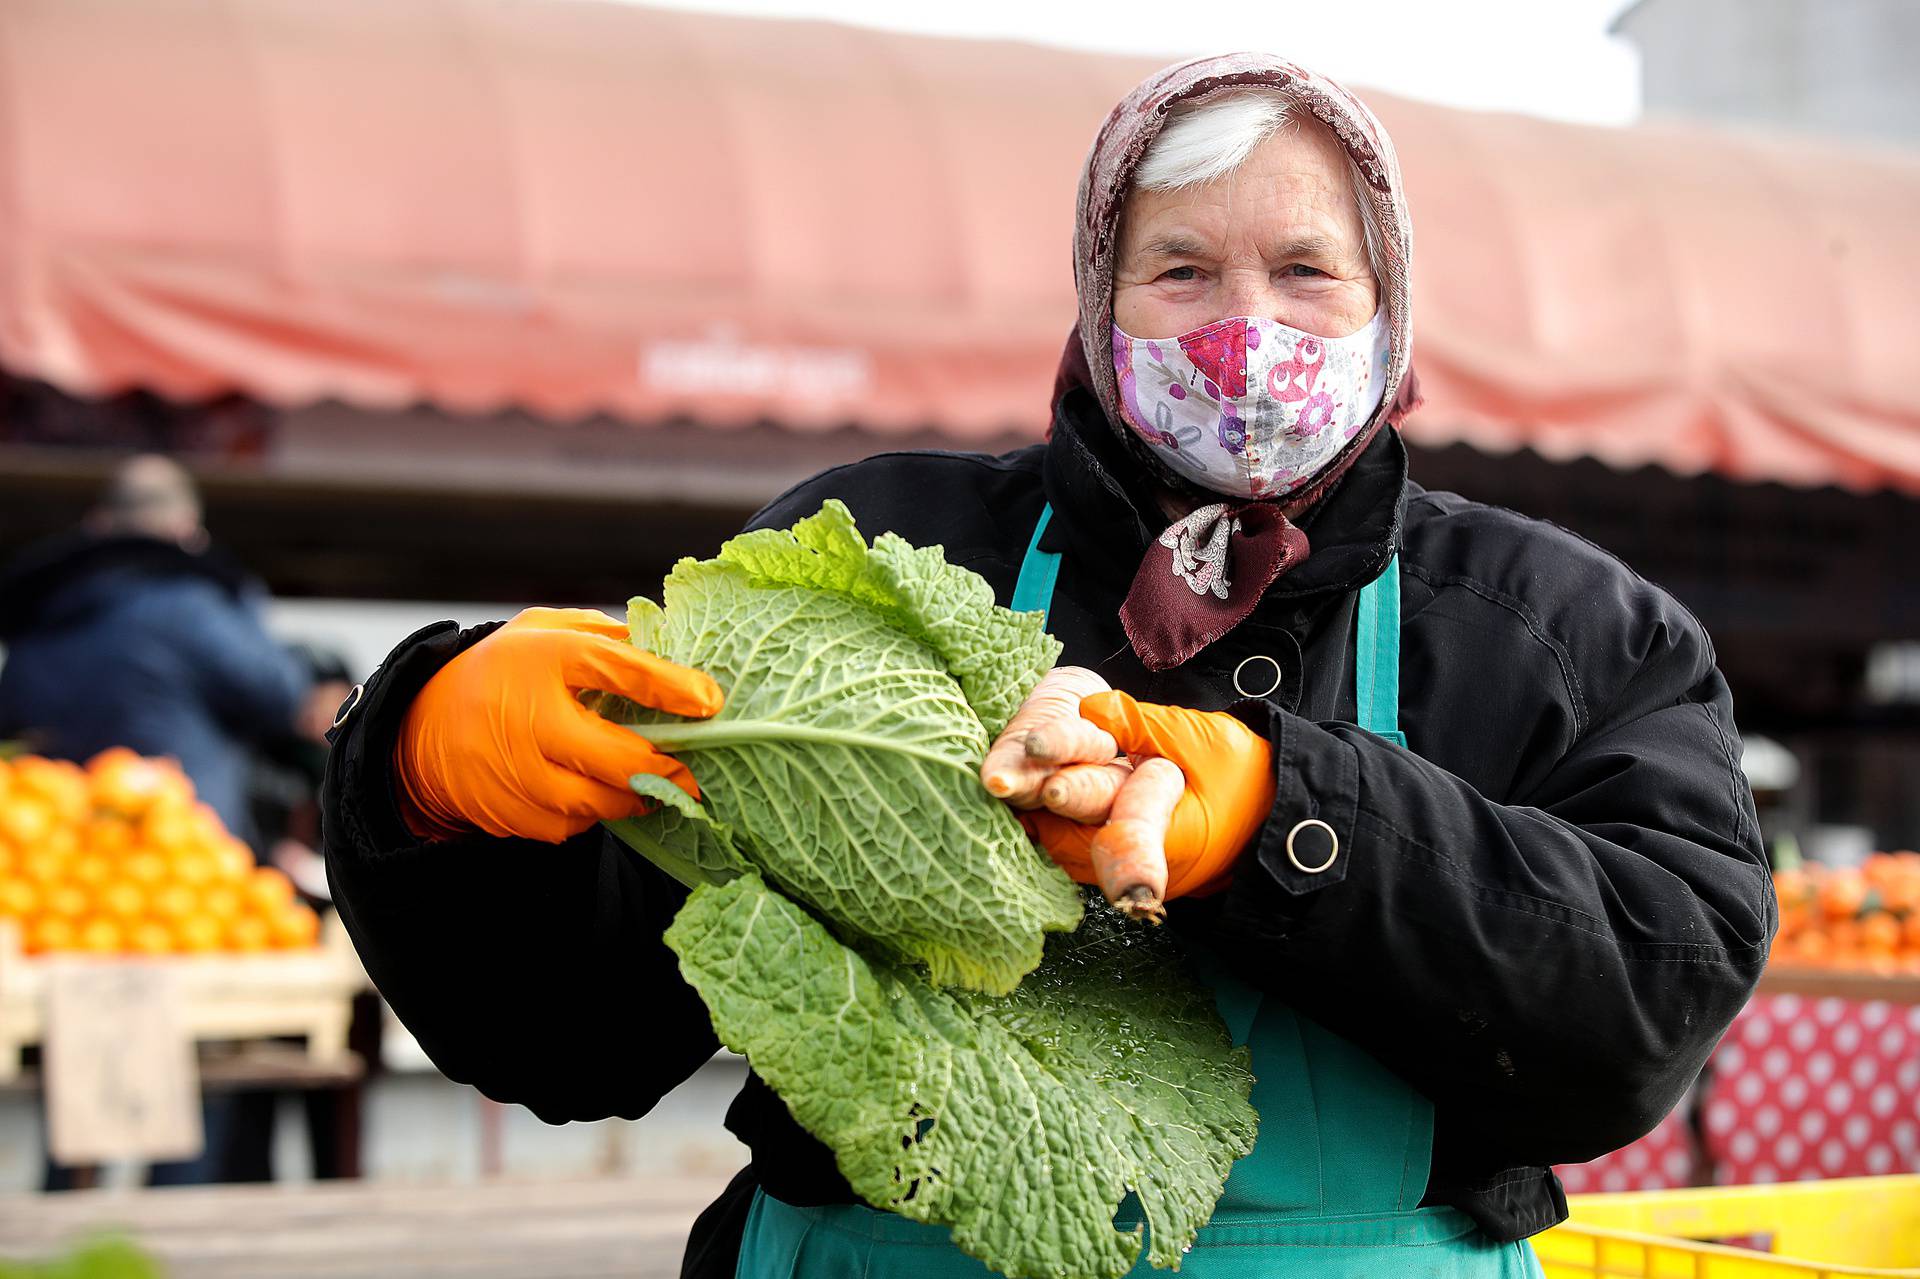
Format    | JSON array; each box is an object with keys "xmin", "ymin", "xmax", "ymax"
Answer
[{"xmin": 1110, "ymin": 307, "xmax": 1391, "ymax": 500}]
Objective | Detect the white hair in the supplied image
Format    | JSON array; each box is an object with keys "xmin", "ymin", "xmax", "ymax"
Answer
[{"xmin": 1133, "ymin": 90, "xmax": 1387, "ymax": 291}]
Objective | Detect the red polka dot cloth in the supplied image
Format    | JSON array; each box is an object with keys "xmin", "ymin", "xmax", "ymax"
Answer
[
  {"xmin": 1554, "ymin": 994, "xmax": 1920, "ymax": 1193},
  {"xmin": 1702, "ymin": 994, "xmax": 1920, "ymax": 1184}
]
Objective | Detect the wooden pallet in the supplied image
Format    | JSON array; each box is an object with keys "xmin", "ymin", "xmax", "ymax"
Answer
[{"xmin": 0, "ymin": 913, "xmax": 370, "ymax": 1082}]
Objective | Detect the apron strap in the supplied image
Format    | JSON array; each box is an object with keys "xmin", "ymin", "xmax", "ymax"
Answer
[
  {"xmin": 1354, "ymin": 557, "xmax": 1408, "ymax": 748},
  {"xmin": 1010, "ymin": 503, "xmax": 1062, "ymax": 627}
]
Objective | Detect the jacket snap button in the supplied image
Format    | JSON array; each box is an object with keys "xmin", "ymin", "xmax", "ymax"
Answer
[
  {"xmin": 1233, "ymin": 654, "xmax": 1283, "ymax": 699},
  {"xmin": 331, "ymin": 683, "xmax": 366, "ymax": 730},
  {"xmin": 1285, "ymin": 818, "xmax": 1339, "ymax": 874}
]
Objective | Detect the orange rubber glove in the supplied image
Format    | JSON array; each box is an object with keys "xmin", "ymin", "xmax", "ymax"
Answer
[
  {"xmin": 395, "ymin": 607, "xmax": 724, "ymax": 844},
  {"xmin": 1024, "ymin": 691, "xmax": 1276, "ymax": 908}
]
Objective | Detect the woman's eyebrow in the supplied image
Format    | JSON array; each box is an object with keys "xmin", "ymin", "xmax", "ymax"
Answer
[
  {"xmin": 1268, "ymin": 233, "xmax": 1342, "ymax": 260},
  {"xmin": 1139, "ymin": 233, "xmax": 1211, "ymax": 259}
]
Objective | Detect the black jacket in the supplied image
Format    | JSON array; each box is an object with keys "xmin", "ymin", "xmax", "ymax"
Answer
[{"xmin": 320, "ymin": 391, "xmax": 1772, "ymax": 1267}]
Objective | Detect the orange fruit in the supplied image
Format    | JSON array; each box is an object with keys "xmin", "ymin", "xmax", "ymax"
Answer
[
  {"xmin": 171, "ymin": 914, "xmax": 224, "ymax": 954},
  {"xmin": 244, "ymin": 867, "xmax": 296, "ymax": 914},
  {"xmin": 1777, "ymin": 902, "xmax": 1808, "ymax": 939},
  {"xmin": 126, "ymin": 919, "xmax": 173, "ymax": 957},
  {"xmin": 200, "ymin": 884, "xmax": 243, "ymax": 923},
  {"xmin": 1773, "ymin": 866, "xmax": 1813, "ymax": 909},
  {"xmin": 1861, "ymin": 912, "xmax": 1901, "ymax": 955},
  {"xmin": 39, "ymin": 826, "xmax": 80, "ymax": 860},
  {"xmin": 42, "ymin": 881, "xmax": 89, "ymax": 922},
  {"xmin": 84, "ymin": 746, "xmax": 142, "ymax": 776},
  {"xmin": 140, "ymin": 805, "xmax": 195, "ymax": 855},
  {"xmin": 269, "ymin": 902, "xmax": 321, "ymax": 949},
  {"xmin": 89, "ymin": 751, "xmax": 191, "ymax": 819},
  {"xmin": 187, "ymin": 802, "xmax": 225, "ymax": 842},
  {"xmin": 86, "ymin": 819, "xmax": 135, "ymax": 859},
  {"xmin": 171, "ymin": 850, "xmax": 217, "ymax": 887},
  {"xmin": 74, "ymin": 917, "xmax": 123, "ymax": 955},
  {"xmin": 0, "ymin": 879, "xmax": 40, "ymax": 918},
  {"xmin": 212, "ymin": 841, "xmax": 254, "ymax": 882},
  {"xmin": 0, "ymin": 797, "xmax": 55, "ymax": 847},
  {"xmin": 69, "ymin": 853, "xmax": 112, "ymax": 890},
  {"xmin": 96, "ymin": 879, "xmax": 147, "ymax": 923},
  {"xmin": 25, "ymin": 916, "xmax": 77, "ymax": 954},
  {"xmin": 226, "ymin": 915, "xmax": 272, "ymax": 953},
  {"xmin": 1882, "ymin": 872, "xmax": 1920, "ymax": 915},
  {"xmin": 9, "ymin": 757, "xmax": 89, "ymax": 823},
  {"xmin": 1820, "ymin": 868, "xmax": 1870, "ymax": 920},
  {"xmin": 1903, "ymin": 913, "xmax": 1920, "ymax": 953},
  {"xmin": 17, "ymin": 846, "xmax": 66, "ymax": 885},
  {"xmin": 124, "ymin": 850, "xmax": 167, "ymax": 885},
  {"xmin": 0, "ymin": 844, "xmax": 16, "ymax": 879},
  {"xmin": 1787, "ymin": 931, "xmax": 1833, "ymax": 966},
  {"xmin": 150, "ymin": 882, "xmax": 197, "ymax": 922}
]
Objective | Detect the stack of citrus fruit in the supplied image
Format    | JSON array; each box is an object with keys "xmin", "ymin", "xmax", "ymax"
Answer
[
  {"xmin": 0, "ymin": 749, "xmax": 321, "ymax": 956},
  {"xmin": 1772, "ymin": 851, "xmax": 1920, "ymax": 973}
]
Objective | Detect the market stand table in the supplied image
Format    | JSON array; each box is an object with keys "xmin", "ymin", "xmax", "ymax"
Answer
[{"xmin": 0, "ymin": 1173, "xmax": 734, "ymax": 1278}]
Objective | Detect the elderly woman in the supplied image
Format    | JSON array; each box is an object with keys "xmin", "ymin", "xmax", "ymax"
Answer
[{"xmin": 322, "ymin": 55, "xmax": 1770, "ymax": 1276}]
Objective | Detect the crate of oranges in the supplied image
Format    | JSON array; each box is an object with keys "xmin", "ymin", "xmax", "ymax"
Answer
[
  {"xmin": 1764, "ymin": 851, "xmax": 1920, "ymax": 1003},
  {"xmin": 0, "ymin": 749, "xmax": 367, "ymax": 1081}
]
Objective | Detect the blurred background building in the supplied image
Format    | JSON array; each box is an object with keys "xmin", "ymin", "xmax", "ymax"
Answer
[
  {"xmin": 0, "ymin": 0, "xmax": 1917, "ymax": 1190},
  {"xmin": 1617, "ymin": 0, "xmax": 1920, "ymax": 144}
]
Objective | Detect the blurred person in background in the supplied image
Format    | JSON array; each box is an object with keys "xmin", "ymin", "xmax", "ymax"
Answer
[
  {"xmin": 0, "ymin": 455, "xmax": 316, "ymax": 844},
  {"xmin": 0, "ymin": 453, "xmax": 327, "ymax": 1188}
]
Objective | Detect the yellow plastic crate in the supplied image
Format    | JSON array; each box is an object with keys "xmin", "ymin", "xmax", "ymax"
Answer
[{"xmin": 1537, "ymin": 1175, "xmax": 1920, "ymax": 1277}]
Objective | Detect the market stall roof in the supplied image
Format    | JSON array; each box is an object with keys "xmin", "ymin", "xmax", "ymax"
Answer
[{"xmin": 3, "ymin": 0, "xmax": 1918, "ymax": 494}]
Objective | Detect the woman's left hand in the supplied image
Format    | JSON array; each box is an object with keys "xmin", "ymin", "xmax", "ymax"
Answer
[{"xmin": 1015, "ymin": 691, "xmax": 1276, "ymax": 914}]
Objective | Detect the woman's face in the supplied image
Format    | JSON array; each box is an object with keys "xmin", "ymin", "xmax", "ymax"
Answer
[{"xmin": 1112, "ymin": 118, "xmax": 1379, "ymax": 341}]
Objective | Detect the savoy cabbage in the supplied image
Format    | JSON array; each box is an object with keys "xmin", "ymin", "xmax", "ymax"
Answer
[{"xmin": 600, "ymin": 501, "xmax": 1256, "ymax": 1278}]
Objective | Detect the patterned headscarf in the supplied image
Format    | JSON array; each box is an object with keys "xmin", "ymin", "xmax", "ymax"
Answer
[{"xmin": 1059, "ymin": 54, "xmax": 1422, "ymax": 670}]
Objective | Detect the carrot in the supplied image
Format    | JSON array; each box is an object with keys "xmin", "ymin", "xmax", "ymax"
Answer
[
  {"xmin": 1023, "ymin": 717, "xmax": 1118, "ymax": 766},
  {"xmin": 980, "ymin": 666, "xmax": 1113, "ymax": 808},
  {"xmin": 1089, "ymin": 757, "xmax": 1186, "ymax": 924},
  {"xmin": 1039, "ymin": 761, "xmax": 1133, "ymax": 823}
]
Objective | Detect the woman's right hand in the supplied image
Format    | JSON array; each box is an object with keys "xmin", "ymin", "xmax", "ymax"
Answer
[{"xmin": 394, "ymin": 608, "xmax": 724, "ymax": 843}]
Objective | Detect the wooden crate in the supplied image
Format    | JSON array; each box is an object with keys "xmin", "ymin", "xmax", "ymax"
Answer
[
  {"xmin": 1758, "ymin": 963, "xmax": 1920, "ymax": 1005},
  {"xmin": 0, "ymin": 913, "xmax": 369, "ymax": 1082}
]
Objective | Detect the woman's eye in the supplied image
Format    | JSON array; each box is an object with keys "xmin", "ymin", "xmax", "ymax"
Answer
[
  {"xmin": 1161, "ymin": 266, "xmax": 1200, "ymax": 283},
  {"xmin": 1282, "ymin": 264, "xmax": 1327, "ymax": 279}
]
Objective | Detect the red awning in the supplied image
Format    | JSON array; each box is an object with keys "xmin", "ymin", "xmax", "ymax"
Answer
[{"xmin": 4, "ymin": 0, "xmax": 1918, "ymax": 494}]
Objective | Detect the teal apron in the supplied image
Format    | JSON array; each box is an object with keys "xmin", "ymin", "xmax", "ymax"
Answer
[{"xmin": 735, "ymin": 505, "xmax": 1544, "ymax": 1278}]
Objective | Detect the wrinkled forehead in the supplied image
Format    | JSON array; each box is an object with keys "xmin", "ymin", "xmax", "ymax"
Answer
[{"xmin": 1116, "ymin": 113, "xmax": 1367, "ymax": 254}]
